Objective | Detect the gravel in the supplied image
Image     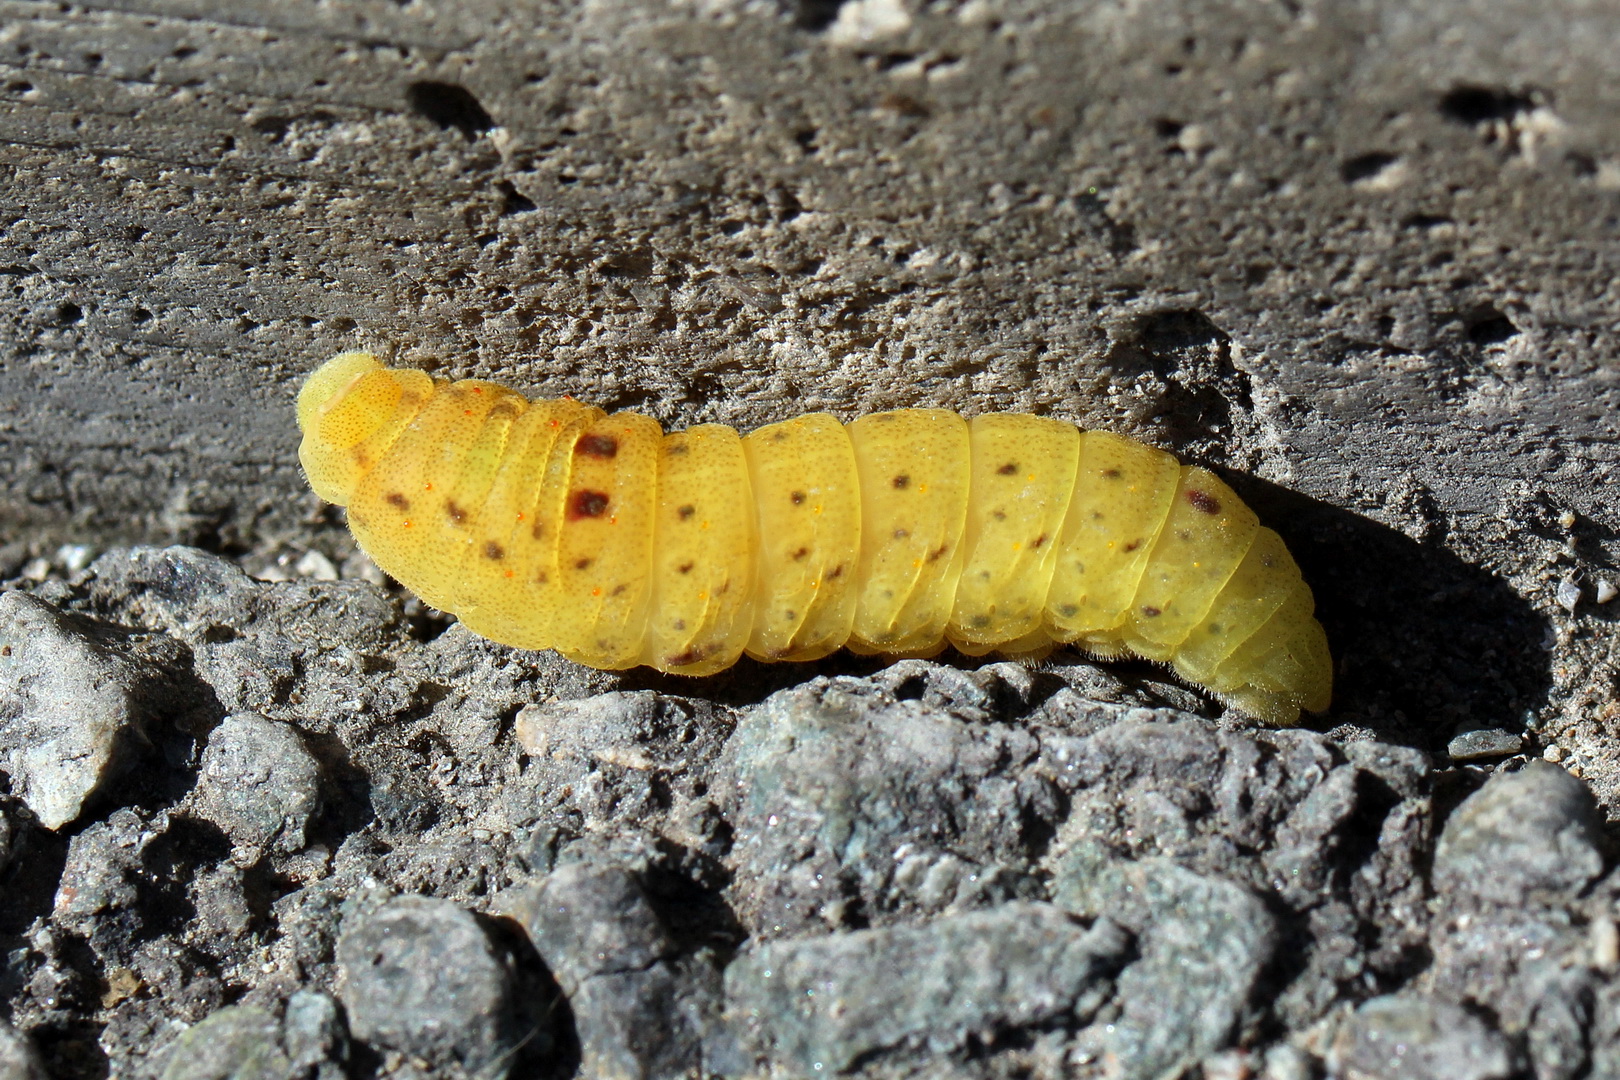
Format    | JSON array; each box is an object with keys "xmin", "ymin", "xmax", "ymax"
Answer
[{"xmin": 0, "ymin": 546, "xmax": 1613, "ymax": 1078}]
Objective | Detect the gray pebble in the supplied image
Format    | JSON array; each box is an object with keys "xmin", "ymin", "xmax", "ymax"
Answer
[
  {"xmin": 1433, "ymin": 761, "xmax": 1603, "ymax": 904},
  {"xmin": 517, "ymin": 863, "xmax": 674, "ymax": 986},
  {"xmin": 725, "ymin": 902, "xmax": 1128, "ymax": 1073},
  {"xmin": 53, "ymin": 808, "xmax": 160, "ymax": 963},
  {"xmin": 513, "ymin": 863, "xmax": 716, "ymax": 1080},
  {"xmin": 282, "ymin": 991, "xmax": 348, "ymax": 1076},
  {"xmin": 1447, "ymin": 728, "xmax": 1525, "ymax": 761},
  {"xmin": 718, "ymin": 673, "xmax": 1052, "ymax": 937},
  {"xmin": 0, "ymin": 1020, "xmax": 48, "ymax": 1080},
  {"xmin": 157, "ymin": 1005, "xmax": 289, "ymax": 1080},
  {"xmin": 0, "ymin": 591, "xmax": 152, "ymax": 829},
  {"xmin": 336, "ymin": 894, "xmax": 524, "ymax": 1076},
  {"xmin": 1328, "ymin": 995, "xmax": 1516, "ymax": 1080},
  {"xmin": 1054, "ymin": 848, "xmax": 1278, "ymax": 1077},
  {"xmin": 189, "ymin": 713, "xmax": 321, "ymax": 854}
]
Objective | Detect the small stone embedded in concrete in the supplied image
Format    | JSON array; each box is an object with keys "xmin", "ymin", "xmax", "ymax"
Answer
[
  {"xmin": 0, "ymin": 1019, "xmax": 49, "ymax": 1080},
  {"xmin": 717, "ymin": 673, "xmax": 1053, "ymax": 937},
  {"xmin": 1053, "ymin": 848, "xmax": 1279, "ymax": 1078},
  {"xmin": 53, "ymin": 808, "xmax": 161, "ymax": 963},
  {"xmin": 516, "ymin": 863, "xmax": 673, "ymax": 986},
  {"xmin": 1447, "ymin": 727, "xmax": 1525, "ymax": 761},
  {"xmin": 724, "ymin": 902, "xmax": 1128, "ymax": 1073},
  {"xmin": 336, "ymin": 894, "xmax": 524, "ymax": 1077},
  {"xmin": 1328, "ymin": 995, "xmax": 1516, "ymax": 1080},
  {"xmin": 282, "ymin": 990, "xmax": 348, "ymax": 1075},
  {"xmin": 0, "ymin": 591, "xmax": 154, "ymax": 829},
  {"xmin": 1433, "ymin": 761, "xmax": 1603, "ymax": 904},
  {"xmin": 189, "ymin": 713, "xmax": 321, "ymax": 853},
  {"xmin": 512, "ymin": 863, "xmax": 715, "ymax": 1080},
  {"xmin": 157, "ymin": 1005, "xmax": 290, "ymax": 1080}
]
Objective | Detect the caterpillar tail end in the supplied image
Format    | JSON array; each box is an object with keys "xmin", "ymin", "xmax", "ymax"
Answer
[{"xmin": 1221, "ymin": 654, "xmax": 1333, "ymax": 729}]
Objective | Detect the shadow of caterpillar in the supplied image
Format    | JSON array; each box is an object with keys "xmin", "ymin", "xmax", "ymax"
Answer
[{"xmin": 297, "ymin": 351, "xmax": 1331, "ymax": 725}]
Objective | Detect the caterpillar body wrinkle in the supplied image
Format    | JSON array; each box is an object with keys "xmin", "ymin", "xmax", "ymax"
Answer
[{"xmin": 297, "ymin": 352, "xmax": 1332, "ymax": 725}]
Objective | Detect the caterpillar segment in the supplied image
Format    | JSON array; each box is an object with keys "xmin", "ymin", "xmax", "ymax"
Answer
[{"xmin": 298, "ymin": 352, "xmax": 1332, "ymax": 725}]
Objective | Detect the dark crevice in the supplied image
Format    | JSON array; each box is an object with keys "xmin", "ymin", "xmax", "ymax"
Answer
[{"xmin": 406, "ymin": 81, "xmax": 496, "ymax": 137}]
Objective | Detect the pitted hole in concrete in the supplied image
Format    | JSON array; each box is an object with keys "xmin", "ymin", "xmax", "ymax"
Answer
[
  {"xmin": 1439, "ymin": 84, "xmax": 1538, "ymax": 126},
  {"xmin": 1340, "ymin": 152, "xmax": 1400, "ymax": 184},
  {"xmin": 1463, "ymin": 305, "xmax": 1520, "ymax": 346},
  {"xmin": 406, "ymin": 81, "xmax": 496, "ymax": 138},
  {"xmin": 497, "ymin": 181, "xmax": 537, "ymax": 216}
]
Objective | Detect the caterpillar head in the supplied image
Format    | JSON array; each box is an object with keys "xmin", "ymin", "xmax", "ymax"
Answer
[{"xmin": 297, "ymin": 351, "xmax": 397, "ymax": 505}]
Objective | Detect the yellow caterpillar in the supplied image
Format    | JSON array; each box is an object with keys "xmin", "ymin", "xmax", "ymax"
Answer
[{"xmin": 297, "ymin": 352, "xmax": 1331, "ymax": 726}]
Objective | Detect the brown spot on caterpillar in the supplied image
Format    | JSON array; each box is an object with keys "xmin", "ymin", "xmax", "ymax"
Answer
[
  {"xmin": 574, "ymin": 557, "xmax": 593, "ymax": 570},
  {"xmin": 665, "ymin": 442, "xmax": 689, "ymax": 456},
  {"xmin": 993, "ymin": 510, "xmax": 1007, "ymax": 521},
  {"xmin": 666, "ymin": 645, "xmax": 711, "ymax": 666},
  {"xmin": 678, "ymin": 504, "xmax": 696, "ymax": 520},
  {"xmin": 772, "ymin": 430, "xmax": 788, "ymax": 442},
  {"xmin": 575, "ymin": 433, "xmax": 619, "ymax": 459},
  {"xmin": 678, "ymin": 562, "xmax": 694, "ymax": 574},
  {"xmin": 1123, "ymin": 539, "xmax": 1142, "ymax": 552},
  {"xmin": 445, "ymin": 500, "xmax": 468, "ymax": 525},
  {"xmin": 790, "ymin": 490, "xmax": 806, "ymax": 505},
  {"xmin": 386, "ymin": 492, "xmax": 410, "ymax": 510},
  {"xmin": 483, "ymin": 541, "xmax": 505, "ymax": 560},
  {"xmin": 1186, "ymin": 490, "xmax": 1221, "ymax": 515},
  {"xmin": 1101, "ymin": 468, "xmax": 1122, "ymax": 479},
  {"xmin": 612, "ymin": 583, "xmax": 627, "ymax": 596},
  {"xmin": 673, "ymin": 619, "xmax": 686, "ymax": 630},
  {"xmin": 531, "ymin": 519, "xmax": 546, "ymax": 540},
  {"xmin": 970, "ymin": 614, "xmax": 991, "ymax": 628},
  {"xmin": 997, "ymin": 462, "xmax": 1018, "ymax": 475},
  {"xmin": 1140, "ymin": 605, "xmax": 1162, "ymax": 617},
  {"xmin": 568, "ymin": 490, "xmax": 610, "ymax": 519},
  {"xmin": 535, "ymin": 571, "xmax": 550, "ymax": 584},
  {"xmin": 828, "ymin": 564, "xmax": 845, "ymax": 579},
  {"xmin": 892, "ymin": 474, "xmax": 910, "ymax": 489},
  {"xmin": 783, "ymin": 609, "xmax": 798, "ymax": 620},
  {"xmin": 1058, "ymin": 603, "xmax": 1079, "ymax": 617},
  {"xmin": 1032, "ymin": 533, "xmax": 1049, "ymax": 549},
  {"xmin": 893, "ymin": 528, "xmax": 910, "ymax": 539},
  {"xmin": 928, "ymin": 544, "xmax": 949, "ymax": 562},
  {"xmin": 791, "ymin": 547, "xmax": 810, "ymax": 561}
]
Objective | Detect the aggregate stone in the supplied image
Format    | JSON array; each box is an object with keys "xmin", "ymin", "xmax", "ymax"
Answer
[
  {"xmin": 1433, "ymin": 761, "xmax": 1605, "ymax": 905},
  {"xmin": 156, "ymin": 1005, "xmax": 290, "ymax": 1080},
  {"xmin": 336, "ymin": 895, "xmax": 526, "ymax": 1077},
  {"xmin": 0, "ymin": 591, "xmax": 158, "ymax": 828},
  {"xmin": 717, "ymin": 672, "xmax": 1056, "ymax": 938},
  {"xmin": 189, "ymin": 712, "xmax": 322, "ymax": 854},
  {"xmin": 150, "ymin": 995, "xmax": 348, "ymax": 1080},
  {"xmin": 52, "ymin": 808, "xmax": 166, "ymax": 963},
  {"xmin": 282, "ymin": 991, "xmax": 348, "ymax": 1075},
  {"xmin": 0, "ymin": 1021, "xmax": 48, "ymax": 1080},
  {"xmin": 1327, "ymin": 995, "xmax": 1518, "ymax": 1080},
  {"xmin": 1447, "ymin": 728, "xmax": 1525, "ymax": 761},
  {"xmin": 512, "ymin": 862, "xmax": 719, "ymax": 1080},
  {"xmin": 723, "ymin": 902, "xmax": 1130, "ymax": 1073},
  {"xmin": 1052, "ymin": 847, "xmax": 1278, "ymax": 1078}
]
